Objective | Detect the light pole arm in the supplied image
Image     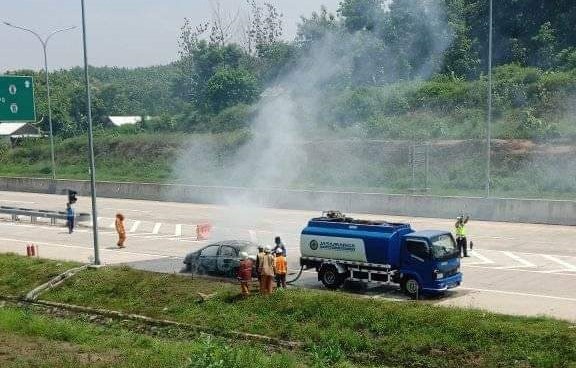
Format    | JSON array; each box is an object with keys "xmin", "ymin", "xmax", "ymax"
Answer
[
  {"xmin": 2, "ymin": 21, "xmax": 77, "ymax": 48},
  {"xmin": 2, "ymin": 21, "xmax": 45, "ymax": 47},
  {"xmin": 45, "ymin": 26, "xmax": 78, "ymax": 46}
]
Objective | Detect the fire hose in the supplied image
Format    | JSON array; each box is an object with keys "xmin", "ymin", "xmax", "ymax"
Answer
[{"xmin": 286, "ymin": 266, "xmax": 304, "ymax": 285}]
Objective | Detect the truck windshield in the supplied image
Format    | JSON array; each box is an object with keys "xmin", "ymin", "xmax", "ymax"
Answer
[{"xmin": 431, "ymin": 234, "xmax": 458, "ymax": 260}]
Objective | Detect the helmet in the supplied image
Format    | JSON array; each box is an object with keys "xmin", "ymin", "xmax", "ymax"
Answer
[
  {"xmin": 264, "ymin": 246, "xmax": 272, "ymax": 253},
  {"xmin": 456, "ymin": 216, "xmax": 463, "ymax": 221},
  {"xmin": 275, "ymin": 249, "xmax": 283, "ymax": 255},
  {"xmin": 239, "ymin": 251, "xmax": 248, "ymax": 260}
]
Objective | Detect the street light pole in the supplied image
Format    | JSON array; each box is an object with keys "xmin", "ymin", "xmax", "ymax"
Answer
[
  {"xmin": 80, "ymin": 0, "xmax": 101, "ymax": 265},
  {"xmin": 486, "ymin": 0, "xmax": 493, "ymax": 198},
  {"xmin": 1, "ymin": 22, "xmax": 76, "ymax": 180}
]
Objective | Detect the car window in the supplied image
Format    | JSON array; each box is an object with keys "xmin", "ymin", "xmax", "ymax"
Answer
[
  {"xmin": 219, "ymin": 246, "xmax": 237, "ymax": 257},
  {"xmin": 406, "ymin": 240, "xmax": 429, "ymax": 259},
  {"xmin": 200, "ymin": 246, "xmax": 219, "ymax": 257}
]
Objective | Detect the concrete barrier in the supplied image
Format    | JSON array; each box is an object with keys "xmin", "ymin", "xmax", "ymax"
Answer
[{"xmin": 0, "ymin": 176, "xmax": 574, "ymax": 225}]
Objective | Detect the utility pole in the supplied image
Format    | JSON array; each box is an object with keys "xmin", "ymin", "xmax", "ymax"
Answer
[
  {"xmin": 80, "ymin": 0, "xmax": 100, "ymax": 265},
  {"xmin": 486, "ymin": 0, "xmax": 493, "ymax": 198}
]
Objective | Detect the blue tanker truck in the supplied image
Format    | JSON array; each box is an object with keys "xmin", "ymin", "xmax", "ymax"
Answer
[{"xmin": 300, "ymin": 211, "xmax": 462, "ymax": 298}]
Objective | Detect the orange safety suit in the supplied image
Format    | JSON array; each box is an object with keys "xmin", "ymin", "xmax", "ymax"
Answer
[
  {"xmin": 275, "ymin": 255, "xmax": 287, "ymax": 288},
  {"xmin": 115, "ymin": 216, "xmax": 126, "ymax": 248}
]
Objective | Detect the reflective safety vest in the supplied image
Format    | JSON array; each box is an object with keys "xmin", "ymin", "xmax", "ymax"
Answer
[
  {"xmin": 455, "ymin": 224, "xmax": 466, "ymax": 237},
  {"xmin": 275, "ymin": 256, "xmax": 287, "ymax": 275}
]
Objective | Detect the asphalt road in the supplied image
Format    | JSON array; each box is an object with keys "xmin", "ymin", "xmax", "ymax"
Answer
[{"xmin": 1, "ymin": 190, "xmax": 576, "ymax": 322}]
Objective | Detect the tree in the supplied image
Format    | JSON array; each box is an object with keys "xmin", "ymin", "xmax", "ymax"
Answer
[
  {"xmin": 531, "ymin": 22, "xmax": 558, "ymax": 69},
  {"xmin": 205, "ymin": 67, "xmax": 259, "ymax": 112},
  {"xmin": 245, "ymin": 0, "xmax": 283, "ymax": 55},
  {"xmin": 338, "ymin": 0, "xmax": 386, "ymax": 32},
  {"xmin": 296, "ymin": 6, "xmax": 339, "ymax": 46}
]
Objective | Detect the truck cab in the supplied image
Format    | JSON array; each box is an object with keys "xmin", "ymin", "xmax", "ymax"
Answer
[{"xmin": 400, "ymin": 231, "xmax": 462, "ymax": 297}]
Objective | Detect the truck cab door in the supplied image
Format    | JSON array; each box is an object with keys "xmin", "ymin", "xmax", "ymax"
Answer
[{"xmin": 403, "ymin": 239, "xmax": 432, "ymax": 281}]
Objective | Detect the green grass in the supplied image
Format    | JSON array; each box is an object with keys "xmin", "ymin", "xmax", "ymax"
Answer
[
  {"xmin": 1, "ymin": 131, "xmax": 575, "ymax": 200},
  {"xmin": 39, "ymin": 264, "xmax": 576, "ymax": 368},
  {"xmin": 0, "ymin": 307, "xmax": 315, "ymax": 368},
  {"xmin": 0, "ymin": 253, "xmax": 79, "ymax": 297}
]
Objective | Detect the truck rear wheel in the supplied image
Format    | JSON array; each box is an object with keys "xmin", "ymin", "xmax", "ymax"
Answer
[
  {"xmin": 402, "ymin": 277, "xmax": 421, "ymax": 299},
  {"xmin": 319, "ymin": 264, "xmax": 344, "ymax": 290}
]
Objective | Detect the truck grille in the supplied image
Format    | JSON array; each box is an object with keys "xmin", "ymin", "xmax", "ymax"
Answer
[{"xmin": 444, "ymin": 268, "xmax": 459, "ymax": 278}]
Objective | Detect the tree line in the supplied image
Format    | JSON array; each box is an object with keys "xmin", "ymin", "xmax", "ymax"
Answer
[{"xmin": 6, "ymin": 0, "xmax": 576, "ymax": 137}]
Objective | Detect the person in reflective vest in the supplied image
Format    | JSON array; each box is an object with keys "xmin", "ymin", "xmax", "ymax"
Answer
[
  {"xmin": 274, "ymin": 249, "xmax": 287, "ymax": 288},
  {"xmin": 455, "ymin": 216, "xmax": 470, "ymax": 257}
]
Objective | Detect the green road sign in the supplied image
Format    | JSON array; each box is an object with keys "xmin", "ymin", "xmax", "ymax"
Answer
[{"xmin": 0, "ymin": 75, "xmax": 36, "ymax": 121}]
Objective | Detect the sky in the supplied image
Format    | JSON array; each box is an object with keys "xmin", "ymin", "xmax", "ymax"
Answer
[{"xmin": 0, "ymin": 0, "xmax": 341, "ymax": 72}]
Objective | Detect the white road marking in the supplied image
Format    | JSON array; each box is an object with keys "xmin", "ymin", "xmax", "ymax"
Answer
[
  {"xmin": 501, "ymin": 251, "xmax": 537, "ymax": 268},
  {"xmin": 465, "ymin": 264, "xmax": 576, "ymax": 276},
  {"xmin": 129, "ymin": 221, "xmax": 141, "ymax": 233},
  {"xmin": 109, "ymin": 219, "xmax": 116, "ymax": 229},
  {"xmin": 0, "ymin": 220, "xmax": 119, "ymax": 235},
  {"xmin": 248, "ymin": 230, "xmax": 258, "ymax": 242},
  {"xmin": 469, "ymin": 250, "xmax": 495, "ymax": 264},
  {"xmin": 175, "ymin": 224, "xmax": 183, "ymax": 237},
  {"xmin": 460, "ymin": 287, "xmax": 576, "ymax": 303},
  {"xmin": 0, "ymin": 200, "xmax": 36, "ymax": 204},
  {"xmin": 540, "ymin": 254, "xmax": 576, "ymax": 272},
  {"xmin": 0, "ymin": 237, "xmax": 170, "ymax": 259},
  {"xmin": 152, "ymin": 223, "xmax": 162, "ymax": 234}
]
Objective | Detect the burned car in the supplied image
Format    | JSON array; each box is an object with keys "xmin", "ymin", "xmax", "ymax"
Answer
[{"xmin": 181, "ymin": 240, "xmax": 259, "ymax": 277}]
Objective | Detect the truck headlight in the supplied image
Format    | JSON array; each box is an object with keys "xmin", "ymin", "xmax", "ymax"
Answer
[{"xmin": 435, "ymin": 273, "xmax": 444, "ymax": 279}]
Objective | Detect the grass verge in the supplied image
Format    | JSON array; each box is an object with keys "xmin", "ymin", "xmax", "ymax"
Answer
[
  {"xmin": 0, "ymin": 253, "xmax": 79, "ymax": 296},
  {"xmin": 36, "ymin": 264, "xmax": 576, "ymax": 368},
  {"xmin": 0, "ymin": 307, "xmax": 317, "ymax": 368}
]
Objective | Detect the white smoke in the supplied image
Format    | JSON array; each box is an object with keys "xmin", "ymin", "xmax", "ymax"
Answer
[{"xmin": 171, "ymin": 0, "xmax": 455, "ymax": 220}]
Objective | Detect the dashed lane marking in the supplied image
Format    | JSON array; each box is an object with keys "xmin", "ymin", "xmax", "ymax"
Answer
[
  {"xmin": 540, "ymin": 254, "xmax": 576, "ymax": 272},
  {"xmin": 248, "ymin": 230, "xmax": 258, "ymax": 242},
  {"xmin": 467, "ymin": 250, "xmax": 495, "ymax": 265},
  {"xmin": 175, "ymin": 224, "xmax": 183, "ymax": 237},
  {"xmin": 152, "ymin": 223, "xmax": 162, "ymax": 234},
  {"xmin": 129, "ymin": 221, "xmax": 141, "ymax": 233},
  {"xmin": 500, "ymin": 251, "xmax": 537, "ymax": 269}
]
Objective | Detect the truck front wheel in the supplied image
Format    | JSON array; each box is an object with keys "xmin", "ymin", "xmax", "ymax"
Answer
[
  {"xmin": 402, "ymin": 277, "xmax": 421, "ymax": 299},
  {"xmin": 319, "ymin": 265, "xmax": 344, "ymax": 290}
]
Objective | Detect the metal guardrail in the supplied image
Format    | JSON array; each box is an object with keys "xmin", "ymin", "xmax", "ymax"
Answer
[{"xmin": 0, "ymin": 206, "xmax": 90, "ymax": 225}]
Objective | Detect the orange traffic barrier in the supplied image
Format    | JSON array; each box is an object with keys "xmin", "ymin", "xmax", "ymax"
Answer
[
  {"xmin": 26, "ymin": 244, "xmax": 38, "ymax": 257},
  {"xmin": 196, "ymin": 223, "xmax": 212, "ymax": 240}
]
